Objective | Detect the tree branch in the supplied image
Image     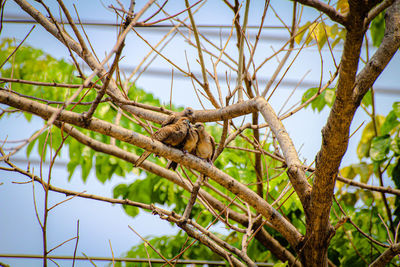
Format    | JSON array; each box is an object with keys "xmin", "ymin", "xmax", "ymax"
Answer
[
  {"xmin": 369, "ymin": 242, "xmax": 400, "ymax": 267},
  {"xmin": 256, "ymin": 97, "xmax": 311, "ymax": 207},
  {"xmin": 0, "ymin": 89, "xmax": 302, "ymax": 247},
  {"xmin": 302, "ymin": 0, "xmax": 381, "ymax": 263},
  {"xmin": 364, "ymin": 0, "xmax": 395, "ymax": 26},
  {"xmin": 13, "ymin": 0, "xmax": 165, "ymax": 124},
  {"xmin": 184, "ymin": 0, "xmax": 220, "ymax": 108},
  {"xmin": 337, "ymin": 175, "xmax": 400, "ymax": 196},
  {"xmin": 354, "ymin": 0, "xmax": 400, "ymax": 104},
  {"xmin": 1, "ymin": 149, "xmax": 252, "ymax": 266},
  {"xmin": 59, "ymin": 120, "xmax": 298, "ymax": 264}
]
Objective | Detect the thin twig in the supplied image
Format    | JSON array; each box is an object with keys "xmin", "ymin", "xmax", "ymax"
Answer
[
  {"xmin": 334, "ymin": 196, "xmax": 389, "ymax": 248},
  {"xmin": 128, "ymin": 226, "xmax": 174, "ymax": 267},
  {"xmin": 185, "ymin": 0, "xmax": 220, "ymax": 108},
  {"xmin": 0, "ymin": 25, "xmax": 35, "ymax": 69},
  {"xmin": 72, "ymin": 220, "xmax": 80, "ymax": 267}
]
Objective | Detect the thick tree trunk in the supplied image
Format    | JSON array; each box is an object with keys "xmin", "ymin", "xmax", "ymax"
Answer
[{"xmin": 298, "ymin": 0, "xmax": 400, "ymax": 265}]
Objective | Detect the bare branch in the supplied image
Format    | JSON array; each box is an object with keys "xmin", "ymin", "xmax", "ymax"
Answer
[
  {"xmin": 354, "ymin": 0, "xmax": 400, "ymax": 103},
  {"xmin": 369, "ymin": 242, "xmax": 400, "ymax": 267},
  {"xmin": 129, "ymin": 226, "xmax": 174, "ymax": 266},
  {"xmin": 178, "ymin": 174, "xmax": 205, "ymax": 223},
  {"xmin": 365, "ymin": 0, "xmax": 395, "ymax": 26},
  {"xmin": 185, "ymin": 0, "xmax": 220, "ymax": 108},
  {"xmin": 261, "ymin": 1, "xmax": 297, "ymax": 97},
  {"xmin": 235, "ymin": 0, "xmax": 250, "ymax": 103},
  {"xmin": 256, "ymin": 97, "xmax": 311, "ymax": 207},
  {"xmin": 0, "ymin": 89, "xmax": 302, "ymax": 247},
  {"xmin": 0, "ymin": 25, "xmax": 35, "ymax": 69},
  {"xmin": 294, "ymin": 0, "xmax": 347, "ymax": 25}
]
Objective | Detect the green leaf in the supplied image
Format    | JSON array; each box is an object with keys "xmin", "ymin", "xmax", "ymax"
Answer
[
  {"xmin": 392, "ymin": 159, "xmax": 400, "ymax": 188},
  {"xmin": 67, "ymin": 161, "xmax": 78, "ymax": 180},
  {"xmin": 370, "ymin": 12, "xmax": 385, "ymax": 47},
  {"xmin": 315, "ymin": 22, "xmax": 327, "ymax": 49},
  {"xmin": 391, "ymin": 138, "xmax": 400, "ymax": 155},
  {"xmin": 113, "ymin": 183, "xmax": 128, "ymax": 198},
  {"xmin": 381, "ymin": 110, "xmax": 400, "ymax": 135},
  {"xmin": 341, "ymin": 165, "xmax": 356, "ymax": 180},
  {"xmin": 50, "ymin": 126, "xmax": 62, "ymax": 153},
  {"xmin": 370, "ymin": 135, "xmax": 391, "ymax": 162},
  {"xmin": 95, "ymin": 154, "xmax": 110, "ymax": 183},
  {"xmin": 301, "ymin": 87, "xmax": 318, "ymax": 104},
  {"xmin": 340, "ymin": 163, "xmax": 373, "ymax": 184},
  {"xmin": 26, "ymin": 138, "xmax": 37, "ymax": 157},
  {"xmin": 324, "ymin": 88, "xmax": 336, "ymax": 107},
  {"xmin": 340, "ymin": 192, "xmax": 358, "ymax": 207},
  {"xmin": 361, "ymin": 90, "xmax": 372, "ymax": 107},
  {"xmin": 37, "ymin": 130, "xmax": 48, "ymax": 162},
  {"xmin": 393, "ymin": 102, "xmax": 400, "ymax": 118},
  {"xmin": 124, "ymin": 205, "xmax": 139, "ymax": 218},
  {"xmin": 331, "ymin": 28, "xmax": 346, "ymax": 48},
  {"xmin": 80, "ymin": 147, "xmax": 93, "ymax": 182},
  {"xmin": 301, "ymin": 87, "xmax": 335, "ymax": 112},
  {"xmin": 23, "ymin": 112, "xmax": 33, "ymax": 122},
  {"xmin": 327, "ymin": 24, "xmax": 338, "ymax": 38},
  {"xmin": 273, "ymin": 262, "xmax": 289, "ymax": 267},
  {"xmin": 357, "ymin": 116, "xmax": 385, "ymax": 159}
]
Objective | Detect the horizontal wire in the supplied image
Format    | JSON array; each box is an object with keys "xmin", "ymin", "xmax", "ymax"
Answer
[{"xmin": 0, "ymin": 254, "xmax": 274, "ymax": 266}]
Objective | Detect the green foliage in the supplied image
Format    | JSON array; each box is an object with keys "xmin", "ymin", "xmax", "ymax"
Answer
[
  {"xmin": 297, "ymin": 18, "xmax": 399, "ymax": 260},
  {"xmin": 301, "ymin": 87, "xmax": 335, "ymax": 112},
  {"xmin": 370, "ymin": 135, "xmax": 391, "ymax": 162},
  {"xmin": 6, "ymin": 37, "xmax": 399, "ymax": 265},
  {"xmin": 3, "ymin": 39, "xmax": 296, "ymax": 263},
  {"xmin": 0, "ymin": 38, "xmax": 166, "ymax": 183},
  {"xmin": 301, "ymin": 87, "xmax": 374, "ymax": 114},
  {"xmin": 334, "ymin": 102, "xmax": 399, "ymax": 265},
  {"xmin": 370, "ymin": 12, "xmax": 385, "ymax": 47},
  {"xmin": 329, "ymin": 204, "xmax": 388, "ymax": 265},
  {"xmin": 0, "ymin": 38, "xmax": 79, "ymax": 109},
  {"xmin": 114, "ymin": 231, "xmax": 222, "ymax": 267},
  {"xmin": 273, "ymin": 262, "xmax": 289, "ymax": 267}
]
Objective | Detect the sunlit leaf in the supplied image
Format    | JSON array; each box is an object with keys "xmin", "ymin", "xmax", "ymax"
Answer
[
  {"xmin": 295, "ymin": 22, "xmax": 310, "ymax": 44},
  {"xmin": 391, "ymin": 138, "xmax": 400, "ymax": 155},
  {"xmin": 393, "ymin": 102, "xmax": 400, "ymax": 118},
  {"xmin": 26, "ymin": 138, "xmax": 37, "ymax": 157},
  {"xmin": 327, "ymin": 24, "xmax": 338, "ymax": 38},
  {"xmin": 315, "ymin": 22, "xmax": 327, "ymax": 49},
  {"xmin": 324, "ymin": 88, "xmax": 336, "ymax": 107},
  {"xmin": 357, "ymin": 116, "xmax": 385, "ymax": 159},
  {"xmin": 361, "ymin": 90, "xmax": 372, "ymax": 107},
  {"xmin": 336, "ymin": 0, "xmax": 349, "ymax": 13},
  {"xmin": 341, "ymin": 165, "xmax": 356, "ymax": 180},
  {"xmin": 370, "ymin": 135, "xmax": 391, "ymax": 162}
]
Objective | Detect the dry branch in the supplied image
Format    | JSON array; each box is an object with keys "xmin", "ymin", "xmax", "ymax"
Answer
[
  {"xmin": 294, "ymin": 0, "xmax": 347, "ymax": 25},
  {"xmin": 302, "ymin": 0, "xmax": 400, "ymax": 264},
  {"xmin": 369, "ymin": 242, "xmax": 400, "ymax": 267},
  {"xmin": 0, "ymin": 88, "xmax": 302, "ymax": 247}
]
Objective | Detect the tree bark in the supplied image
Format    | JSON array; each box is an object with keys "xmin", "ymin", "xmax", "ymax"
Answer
[
  {"xmin": 369, "ymin": 242, "xmax": 400, "ymax": 267},
  {"xmin": 300, "ymin": 0, "xmax": 400, "ymax": 265}
]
